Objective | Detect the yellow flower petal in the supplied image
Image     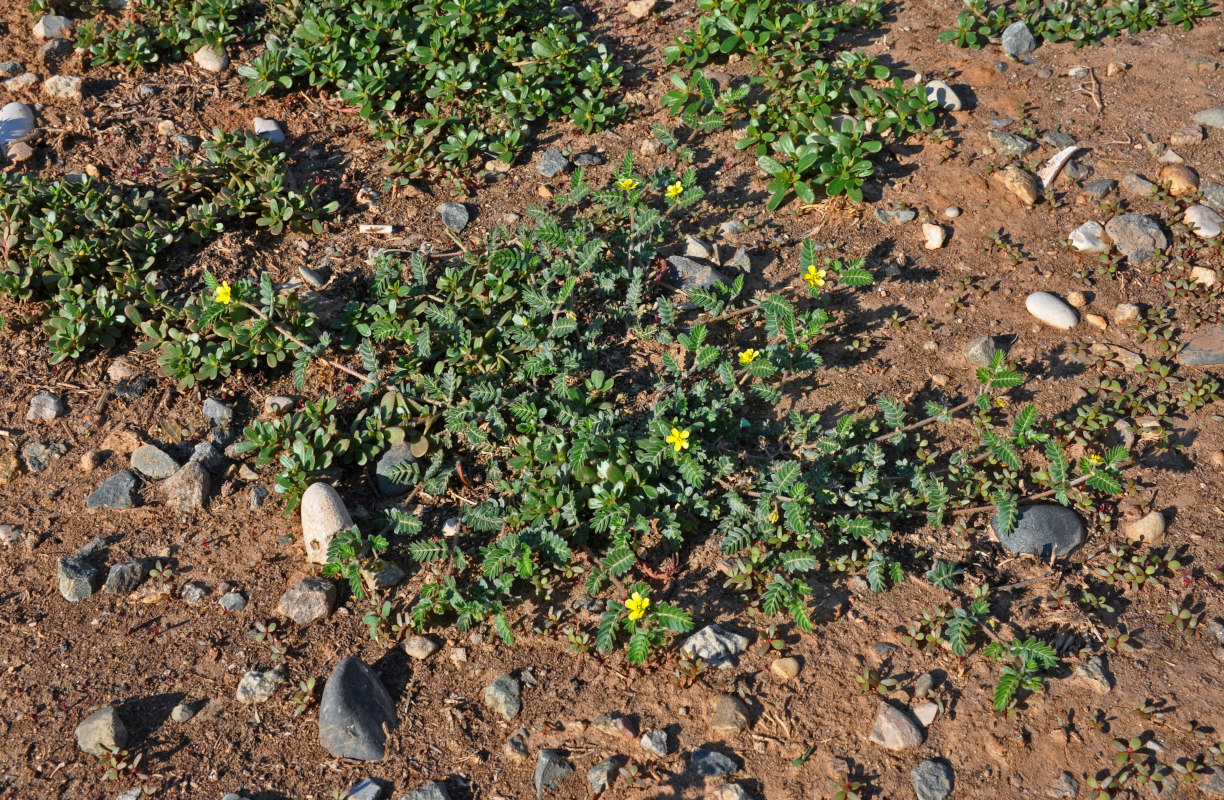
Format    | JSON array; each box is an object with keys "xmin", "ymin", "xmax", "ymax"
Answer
[
  {"xmin": 214, "ymin": 281, "xmax": 232, "ymax": 305},
  {"xmin": 666, "ymin": 181, "xmax": 684, "ymax": 198},
  {"xmin": 739, "ymin": 348, "xmax": 759, "ymax": 365}
]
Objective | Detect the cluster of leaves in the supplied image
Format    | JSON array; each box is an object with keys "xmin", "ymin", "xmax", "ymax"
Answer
[
  {"xmin": 940, "ymin": 0, "xmax": 1213, "ymax": 49},
  {"xmin": 661, "ymin": 0, "xmax": 936, "ymax": 208},
  {"xmin": 75, "ymin": 0, "xmax": 264, "ymax": 68}
]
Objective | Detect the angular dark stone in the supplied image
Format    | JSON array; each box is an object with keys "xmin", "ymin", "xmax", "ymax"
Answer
[
  {"xmin": 104, "ymin": 560, "xmax": 148, "ymax": 595},
  {"xmin": 691, "ymin": 747, "xmax": 739, "ymax": 777},
  {"xmin": 1178, "ymin": 325, "xmax": 1224, "ymax": 367},
  {"xmin": 375, "ymin": 443, "xmax": 416, "ymax": 496},
  {"xmin": 666, "ymin": 255, "xmax": 729, "ymax": 297},
  {"xmin": 87, "ymin": 471, "xmax": 139, "ymax": 509},
  {"xmin": 1081, "ymin": 179, "xmax": 1117, "ymax": 199},
  {"xmin": 537, "ymin": 148, "xmax": 570, "ymax": 178},
  {"xmin": 437, "ymin": 202, "xmax": 469, "ymax": 233},
  {"xmin": 58, "ymin": 556, "xmax": 100, "ymax": 602},
  {"xmin": 534, "ymin": 749, "xmax": 573, "ymax": 798},
  {"xmin": 318, "ymin": 657, "xmax": 397, "ymax": 761},
  {"xmin": 992, "ymin": 504, "xmax": 1084, "ymax": 559}
]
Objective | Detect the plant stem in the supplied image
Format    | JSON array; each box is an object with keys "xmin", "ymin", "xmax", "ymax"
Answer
[
  {"xmin": 949, "ymin": 474, "xmax": 1094, "ymax": 516},
  {"xmin": 238, "ymin": 301, "xmax": 376, "ymax": 387}
]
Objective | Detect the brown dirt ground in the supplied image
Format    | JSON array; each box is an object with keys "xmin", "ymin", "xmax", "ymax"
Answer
[{"xmin": 1, "ymin": 1, "xmax": 1224, "ymax": 799}]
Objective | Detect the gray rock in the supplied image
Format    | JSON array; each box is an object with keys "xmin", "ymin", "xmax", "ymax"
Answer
[
  {"xmin": 875, "ymin": 208, "xmax": 916, "ymax": 225},
  {"xmin": 59, "ymin": 556, "xmax": 100, "ymax": 602},
  {"xmin": 992, "ymin": 504, "xmax": 1083, "ymax": 559},
  {"xmin": 1082, "ymin": 179, "xmax": 1116, "ymax": 199},
  {"xmin": 679, "ymin": 624, "xmax": 748, "ymax": 668},
  {"xmin": 221, "ymin": 795, "xmax": 251, "ymax": 800},
  {"xmin": 375, "ymin": 443, "xmax": 416, "ymax": 495},
  {"xmin": 1192, "ymin": 108, "xmax": 1224, "ymax": 129},
  {"xmin": 1001, "ymin": 21, "xmax": 1037, "ymax": 56},
  {"xmin": 86, "ymin": 471, "xmax": 139, "ymax": 509},
  {"xmin": 342, "ymin": 778, "xmax": 383, "ymax": 800},
  {"xmin": 963, "ymin": 336, "xmax": 997, "ymax": 368},
  {"xmin": 684, "ymin": 235, "xmax": 714, "ymax": 259},
  {"xmin": 250, "ymin": 486, "xmax": 269, "ymax": 509},
  {"xmin": 1203, "ymin": 768, "xmax": 1224, "ymax": 796},
  {"xmin": 163, "ymin": 462, "xmax": 210, "ymax": 511},
  {"xmin": 666, "ymin": 255, "xmax": 729, "ymax": 297},
  {"xmin": 534, "ymin": 749, "xmax": 573, "ymax": 797},
  {"xmin": 265, "ymin": 395, "xmax": 296, "ymax": 414},
  {"xmin": 1120, "ymin": 173, "xmax": 1156, "ymax": 197},
  {"xmin": 40, "ymin": 38, "xmax": 72, "ymax": 58},
  {"xmin": 437, "ymin": 202, "xmax": 469, "ymax": 233},
  {"xmin": 202, "ymin": 398, "xmax": 233, "ymax": 427},
  {"xmin": 1025, "ymin": 292, "xmax": 1079, "ymax": 329},
  {"xmin": 640, "ymin": 728, "xmax": 669, "ymax": 756},
  {"xmin": 299, "ymin": 264, "xmax": 329, "ymax": 288},
  {"xmin": 912, "ymin": 760, "xmax": 954, "ymax": 800},
  {"xmin": 180, "ymin": 581, "xmax": 209, "ymax": 602},
  {"xmin": 728, "ymin": 247, "xmax": 751, "ymax": 271},
  {"xmin": 75, "ymin": 706, "xmax": 127, "ymax": 754},
  {"xmin": 23, "ymin": 441, "xmax": 66, "ymax": 473},
  {"xmin": 276, "ymin": 577, "xmax": 336, "ymax": 624},
  {"xmin": 1075, "ymin": 655, "xmax": 1112, "ymax": 693},
  {"xmin": 33, "ymin": 14, "xmax": 72, "ymax": 38},
  {"xmin": 690, "ymin": 748, "xmax": 739, "ymax": 777},
  {"xmin": 219, "ymin": 591, "xmax": 247, "ymax": 612},
  {"xmin": 27, "ymin": 390, "xmax": 65, "ymax": 421},
  {"xmin": 720, "ymin": 219, "xmax": 745, "ymax": 235},
  {"xmin": 131, "ymin": 444, "xmax": 180, "ymax": 479},
  {"xmin": 193, "ymin": 45, "xmax": 229, "ymax": 72},
  {"xmin": 170, "ymin": 702, "xmax": 198, "ymax": 722},
  {"xmin": 989, "ymin": 131, "xmax": 1034, "ymax": 158},
  {"xmin": 171, "ymin": 133, "xmax": 200, "ymax": 150},
  {"xmin": 104, "ymin": 560, "xmax": 147, "ymax": 595},
  {"xmin": 319, "ymin": 656, "xmax": 398, "ymax": 760},
  {"xmin": 0, "ymin": 101, "xmax": 33, "ymax": 156},
  {"xmin": 1048, "ymin": 771, "xmax": 1079, "ymax": 798},
  {"xmin": 253, "ymin": 116, "xmax": 285, "ymax": 144},
  {"xmin": 1042, "ymin": 131, "xmax": 1076, "ymax": 148},
  {"xmin": 190, "ymin": 441, "xmax": 225, "ymax": 471},
  {"xmin": 396, "ymin": 782, "xmax": 451, "ymax": 800},
  {"xmin": 1063, "ymin": 160, "xmax": 1091, "ymax": 182},
  {"xmin": 441, "ymin": 517, "xmax": 461, "ymax": 537},
  {"xmin": 1105, "ymin": 213, "xmax": 1167, "ymax": 265},
  {"xmin": 403, "ymin": 635, "xmax": 441, "ymax": 660},
  {"xmin": 1179, "ymin": 325, "xmax": 1224, "ymax": 366},
  {"xmin": 0, "ymin": 62, "xmax": 22, "ymax": 78},
  {"xmin": 869, "ymin": 702, "xmax": 923, "ymax": 750},
  {"xmin": 573, "ymin": 152, "xmax": 604, "ymax": 167},
  {"xmin": 914, "ymin": 672, "xmax": 936, "ymax": 698},
  {"xmin": 1202, "ymin": 181, "xmax": 1224, "ymax": 211},
  {"xmin": 925, "ymin": 80, "xmax": 961, "ymax": 111},
  {"xmin": 43, "ymin": 75, "xmax": 83, "ymax": 101},
  {"xmin": 483, "ymin": 673, "xmax": 521, "ymax": 720},
  {"xmin": 709, "ymin": 694, "xmax": 750, "ymax": 734},
  {"xmin": 235, "ymin": 666, "xmax": 286, "ymax": 704},
  {"xmin": 537, "ymin": 148, "xmax": 570, "ymax": 177},
  {"xmin": 587, "ymin": 755, "xmax": 625, "ymax": 793}
]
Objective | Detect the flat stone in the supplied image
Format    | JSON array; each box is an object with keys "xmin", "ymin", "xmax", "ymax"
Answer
[
  {"xmin": 276, "ymin": 577, "xmax": 336, "ymax": 624},
  {"xmin": 640, "ymin": 728, "xmax": 669, "ymax": 756},
  {"xmin": 253, "ymin": 117, "xmax": 285, "ymax": 144},
  {"xmin": 202, "ymin": 398, "xmax": 232, "ymax": 427},
  {"xmin": 5, "ymin": 140, "xmax": 32, "ymax": 161},
  {"xmin": 728, "ymin": 247, "xmax": 751, "ymax": 270},
  {"xmin": 1202, "ymin": 181, "xmax": 1224, "ymax": 211},
  {"xmin": 587, "ymin": 755, "xmax": 624, "ymax": 793},
  {"xmin": 995, "ymin": 165, "xmax": 1041, "ymax": 204},
  {"xmin": 912, "ymin": 760, "xmax": 954, "ymax": 800},
  {"xmin": 75, "ymin": 707, "xmax": 127, "ymax": 754},
  {"xmin": 503, "ymin": 728, "xmax": 530, "ymax": 762},
  {"xmin": 1074, "ymin": 655, "xmax": 1112, "ymax": 693},
  {"xmin": 1001, "ymin": 21, "xmax": 1038, "ymax": 57},
  {"xmin": 1192, "ymin": 108, "xmax": 1224, "ymax": 129},
  {"xmin": 665, "ymin": 255, "xmax": 729, "ymax": 297},
  {"xmin": 1081, "ymin": 179, "xmax": 1116, "ymax": 199},
  {"xmin": 573, "ymin": 152, "xmax": 604, "ymax": 166},
  {"xmin": 708, "ymin": 694, "xmax": 750, "ymax": 735},
  {"xmin": 868, "ymin": 702, "xmax": 924, "ymax": 750},
  {"xmin": 1025, "ymin": 292, "xmax": 1079, "ymax": 330},
  {"xmin": 593, "ymin": 712, "xmax": 638, "ymax": 740},
  {"xmin": 1206, "ymin": 769, "xmax": 1224, "ymax": 797},
  {"xmin": 396, "ymin": 782, "xmax": 451, "ymax": 800},
  {"xmin": 3, "ymin": 73, "xmax": 38, "ymax": 91},
  {"xmin": 913, "ymin": 701, "xmax": 939, "ymax": 726},
  {"xmin": 1043, "ymin": 131, "xmax": 1077, "ymax": 148},
  {"xmin": 1048, "ymin": 772, "xmax": 1079, "ymax": 798},
  {"xmin": 537, "ymin": 148, "xmax": 569, "ymax": 177},
  {"xmin": 170, "ymin": 702, "xmax": 198, "ymax": 723},
  {"xmin": 1104, "ymin": 214, "xmax": 1167, "ymax": 265},
  {"xmin": 59, "ymin": 556, "xmax": 100, "ymax": 602},
  {"xmin": 301, "ymin": 483, "xmax": 353, "ymax": 565},
  {"xmin": 534, "ymin": 749, "xmax": 573, "ymax": 797},
  {"xmin": 87, "ymin": 471, "xmax": 139, "ymax": 509},
  {"xmin": 236, "ymin": 666, "xmax": 286, "ymax": 704},
  {"xmin": 1123, "ymin": 511, "xmax": 1165, "ymax": 544},
  {"xmin": 219, "ymin": 591, "xmax": 247, "ymax": 612},
  {"xmin": 403, "ymin": 635, "xmax": 441, "ymax": 660},
  {"xmin": 1121, "ymin": 173, "xmax": 1156, "ymax": 197},
  {"xmin": 437, "ymin": 202, "xmax": 469, "ymax": 233},
  {"xmin": 40, "ymin": 39, "xmax": 72, "ymax": 58},
  {"xmin": 26, "ymin": 390, "xmax": 65, "ymax": 421},
  {"xmin": 171, "ymin": 133, "xmax": 200, "ymax": 150},
  {"xmin": 1089, "ymin": 343, "xmax": 1142, "ymax": 371},
  {"xmin": 1185, "ymin": 205, "xmax": 1223, "ymax": 238},
  {"xmin": 1063, "ymin": 160, "xmax": 1091, "ymax": 182},
  {"xmin": 23, "ymin": 441, "xmax": 65, "ymax": 473},
  {"xmin": 988, "ymin": 131, "xmax": 1034, "ymax": 158},
  {"xmin": 690, "ymin": 747, "xmax": 739, "ymax": 777},
  {"xmin": 190, "ymin": 441, "xmax": 224, "ymax": 471},
  {"xmin": 104, "ymin": 560, "xmax": 147, "ymax": 595},
  {"xmin": 963, "ymin": 336, "xmax": 997, "ymax": 368},
  {"xmin": 43, "ymin": 75, "xmax": 82, "ymax": 101},
  {"xmin": 771, "ymin": 656, "xmax": 801, "ymax": 679},
  {"xmin": 484, "ymin": 673, "xmax": 521, "ymax": 720},
  {"xmin": 193, "ymin": 46, "xmax": 229, "ymax": 72},
  {"xmin": 875, "ymin": 208, "xmax": 916, "ymax": 225},
  {"xmin": 1112, "ymin": 303, "xmax": 1141, "ymax": 324},
  {"xmin": 680, "ymin": 624, "xmax": 748, "ymax": 668},
  {"xmin": 1170, "ymin": 125, "xmax": 1204, "ymax": 148},
  {"xmin": 162, "ymin": 461, "xmax": 209, "ymax": 510},
  {"xmin": 925, "ymin": 80, "xmax": 961, "ymax": 111},
  {"xmin": 319, "ymin": 656, "xmax": 398, "ymax": 760},
  {"xmin": 992, "ymin": 504, "xmax": 1084, "ymax": 559},
  {"xmin": 33, "ymin": 15, "xmax": 72, "ymax": 38},
  {"xmin": 1180, "ymin": 325, "xmax": 1224, "ymax": 366},
  {"xmin": 131, "ymin": 444, "xmax": 180, "ymax": 479},
  {"xmin": 375, "ymin": 443, "xmax": 416, "ymax": 495},
  {"xmin": 1069, "ymin": 221, "xmax": 1109, "ymax": 253}
]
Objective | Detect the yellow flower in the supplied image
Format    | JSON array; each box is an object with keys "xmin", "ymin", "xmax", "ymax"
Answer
[
  {"xmin": 626, "ymin": 591, "xmax": 650, "ymax": 620},
  {"xmin": 1087, "ymin": 454, "xmax": 1104, "ymax": 465},
  {"xmin": 767, "ymin": 510, "xmax": 779, "ymax": 524},
  {"xmin": 214, "ymin": 281, "xmax": 232, "ymax": 305},
  {"xmin": 617, "ymin": 178, "xmax": 640, "ymax": 192},
  {"xmin": 996, "ymin": 397, "xmax": 1007, "ymax": 408},
  {"xmin": 665, "ymin": 427, "xmax": 690, "ymax": 452},
  {"xmin": 739, "ymin": 348, "xmax": 759, "ymax": 365},
  {"xmin": 665, "ymin": 181, "xmax": 684, "ymax": 198},
  {"xmin": 802, "ymin": 265, "xmax": 827, "ymax": 288}
]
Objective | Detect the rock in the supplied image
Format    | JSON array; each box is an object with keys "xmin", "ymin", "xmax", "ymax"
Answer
[
  {"xmin": 686, "ymin": 234, "xmax": 713, "ymax": 258},
  {"xmin": 1185, "ymin": 205, "xmax": 1223, "ymax": 238},
  {"xmin": 638, "ymin": 138, "xmax": 664, "ymax": 156},
  {"xmin": 26, "ymin": 390, "xmax": 65, "ymax": 421},
  {"xmin": 375, "ymin": 443, "xmax": 416, "ymax": 495},
  {"xmin": 1192, "ymin": 266, "xmax": 1220, "ymax": 287},
  {"xmin": 989, "ymin": 131, "xmax": 1034, "ymax": 158},
  {"xmin": 219, "ymin": 591, "xmax": 247, "ymax": 612},
  {"xmin": 593, "ymin": 712, "xmax": 638, "ymax": 740},
  {"xmin": 1063, "ymin": 160, "xmax": 1091, "ymax": 182},
  {"xmin": 1074, "ymin": 655, "xmax": 1112, "ymax": 693},
  {"xmin": 104, "ymin": 560, "xmax": 147, "ymax": 595},
  {"xmin": 992, "ymin": 504, "xmax": 1084, "ymax": 559},
  {"xmin": 626, "ymin": 0, "xmax": 658, "ymax": 18},
  {"xmin": 250, "ymin": 486, "xmax": 269, "ymax": 509},
  {"xmin": 914, "ymin": 672, "xmax": 936, "ymax": 698},
  {"xmin": 131, "ymin": 444, "xmax": 180, "ymax": 479},
  {"xmin": 202, "ymin": 397, "xmax": 232, "ymax": 427},
  {"xmin": 5, "ymin": 140, "xmax": 33, "ymax": 162},
  {"xmin": 1001, "ymin": 21, "xmax": 1037, "ymax": 56},
  {"xmin": 665, "ymin": 255, "xmax": 729, "ymax": 298},
  {"xmin": 319, "ymin": 656, "xmax": 398, "ymax": 760},
  {"xmin": 484, "ymin": 673, "xmax": 521, "ymax": 720},
  {"xmin": 1043, "ymin": 131, "xmax": 1077, "ymax": 148},
  {"xmin": 163, "ymin": 461, "xmax": 209, "ymax": 511},
  {"xmin": 361, "ymin": 560, "xmax": 405, "ymax": 592},
  {"xmin": 1089, "ymin": 343, "xmax": 1141, "ymax": 370},
  {"xmin": 276, "ymin": 577, "xmax": 336, "ymax": 624},
  {"xmin": 1081, "ymin": 179, "xmax": 1116, "ymax": 199},
  {"xmin": 301, "ymin": 483, "xmax": 354, "ymax": 565},
  {"xmin": 771, "ymin": 656, "xmax": 801, "ymax": 680},
  {"xmin": 913, "ymin": 702, "xmax": 939, "ymax": 726},
  {"xmin": 680, "ymin": 624, "xmax": 748, "ymax": 668},
  {"xmin": 0, "ymin": 453, "xmax": 20, "ymax": 485},
  {"xmin": 190, "ymin": 441, "xmax": 224, "ymax": 471},
  {"xmin": 945, "ymin": 206, "xmax": 961, "ymax": 218},
  {"xmin": 875, "ymin": 208, "xmax": 916, "ymax": 225},
  {"xmin": 1025, "ymin": 292, "xmax": 1079, "ymax": 329},
  {"xmin": 75, "ymin": 707, "xmax": 127, "ymax": 754},
  {"xmin": 33, "ymin": 15, "xmax": 72, "ymax": 38},
  {"xmin": 1158, "ymin": 149, "xmax": 1184, "ymax": 164},
  {"xmin": 963, "ymin": 336, "xmax": 997, "ymax": 368},
  {"xmin": 43, "ymin": 75, "xmax": 82, "ymax": 101},
  {"xmin": 403, "ymin": 635, "xmax": 441, "ymax": 660},
  {"xmin": 87, "ymin": 471, "xmax": 139, "ymax": 509},
  {"xmin": 265, "ymin": 395, "xmax": 296, "ymax": 414},
  {"xmin": 1202, "ymin": 181, "xmax": 1224, "ymax": 211},
  {"xmin": 1160, "ymin": 163, "xmax": 1198, "ymax": 196},
  {"xmin": 995, "ymin": 166, "xmax": 1041, "ymax": 204},
  {"xmin": 193, "ymin": 45, "xmax": 229, "ymax": 72},
  {"xmin": 1123, "ymin": 511, "xmax": 1165, "ymax": 544},
  {"xmin": 534, "ymin": 749, "xmax": 573, "ymax": 797},
  {"xmin": 1069, "ymin": 221, "xmax": 1109, "ymax": 253},
  {"xmin": 171, "ymin": 702, "xmax": 198, "ymax": 723},
  {"xmin": 503, "ymin": 728, "xmax": 530, "ymax": 762},
  {"xmin": 0, "ymin": 62, "xmax": 21, "ymax": 78},
  {"xmin": 640, "ymin": 729, "xmax": 669, "ymax": 756},
  {"xmin": 437, "ymin": 202, "xmax": 469, "ymax": 233},
  {"xmin": 537, "ymin": 148, "xmax": 569, "ymax": 178},
  {"xmin": 1170, "ymin": 125, "xmax": 1204, "ymax": 149},
  {"xmin": 573, "ymin": 152, "xmax": 604, "ymax": 166},
  {"xmin": 4, "ymin": 73, "xmax": 38, "ymax": 91},
  {"xmin": 1113, "ymin": 303, "xmax": 1140, "ymax": 324},
  {"xmin": 171, "ymin": 133, "xmax": 200, "ymax": 150},
  {"xmin": 253, "ymin": 117, "xmax": 285, "ymax": 144},
  {"xmin": 868, "ymin": 702, "xmax": 924, "ymax": 750},
  {"xmin": 1104, "ymin": 214, "xmax": 1167, "ymax": 265},
  {"xmin": 1192, "ymin": 108, "xmax": 1224, "ymax": 129},
  {"xmin": 23, "ymin": 441, "xmax": 65, "ymax": 473},
  {"xmin": 236, "ymin": 666, "xmax": 286, "ymax": 704},
  {"xmin": 720, "ymin": 219, "xmax": 746, "ymax": 235},
  {"xmin": 442, "ymin": 517, "xmax": 461, "ymax": 537},
  {"xmin": 1048, "ymin": 771, "xmax": 1079, "ymax": 798},
  {"xmin": 1179, "ymin": 325, "xmax": 1224, "ymax": 366},
  {"xmin": 1121, "ymin": 173, "xmax": 1156, "ymax": 197},
  {"xmin": 912, "ymin": 760, "xmax": 954, "ymax": 800},
  {"xmin": 0, "ymin": 100, "xmax": 33, "ymax": 153},
  {"xmin": 59, "ymin": 556, "xmax": 100, "ymax": 602},
  {"xmin": 712, "ymin": 785, "xmax": 750, "ymax": 800},
  {"xmin": 40, "ymin": 38, "xmax": 72, "ymax": 58},
  {"xmin": 1205, "ymin": 768, "xmax": 1224, "ymax": 797},
  {"xmin": 709, "ymin": 694, "xmax": 750, "ymax": 735},
  {"xmin": 691, "ymin": 748, "xmax": 739, "ymax": 777},
  {"xmin": 397, "ymin": 783, "xmax": 451, "ymax": 800},
  {"xmin": 922, "ymin": 222, "xmax": 946, "ymax": 249},
  {"xmin": 925, "ymin": 80, "xmax": 961, "ymax": 111},
  {"xmin": 587, "ymin": 756, "xmax": 624, "ymax": 794}
]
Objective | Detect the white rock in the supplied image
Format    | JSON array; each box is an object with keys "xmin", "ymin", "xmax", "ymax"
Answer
[
  {"xmin": 4, "ymin": 73, "xmax": 38, "ymax": 91},
  {"xmin": 33, "ymin": 15, "xmax": 72, "ymax": 39},
  {"xmin": 1123, "ymin": 511, "xmax": 1165, "ymax": 544},
  {"xmin": 945, "ymin": 206, "xmax": 961, "ymax": 218},
  {"xmin": 0, "ymin": 101, "xmax": 34, "ymax": 155},
  {"xmin": 1191, "ymin": 266, "xmax": 1219, "ymax": 287},
  {"xmin": 43, "ymin": 75, "xmax": 82, "ymax": 101},
  {"xmin": 1113, "ymin": 303, "xmax": 1140, "ymax": 323},
  {"xmin": 1025, "ymin": 292, "xmax": 1079, "ymax": 330},
  {"xmin": 922, "ymin": 222, "xmax": 946, "ymax": 249},
  {"xmin": 1069, "ymin": 220, "xmax": 1109, "ymax": 253},
  {"xmin": 253, "ymin": 117, "xmax": 285, "ymax": 144},
  {"xmin": 1185, "ymin": 205, "xmax": 1222, "ymax": 239},
  {"xmin": 193, "ymin": 46, "xmax": 229, "ymax": 73},
  {"xmin": 300, "ymin": 483, "xmax": 354, "ymax": 565},
  {"xmin": 626, "ymin": 0, "xmax": 658, "ymax": 18},
  {"xmin": 679, "ymin": 624, "xmax": 748, "ymax": 668},
  {"xmin": 1067, "ymin": 66, "xmax": 1089, "ymax": 78},
  {"xmin": 1158, "ymin": 149, "xmax": 1184, "ymax": 164},
  {"xmin": 924, "ymin": 80, "xmax": 961, "ymax": 111},
  {"xmin": 913, "ymin": 701, "xmax": 939, "ymax": 727}
]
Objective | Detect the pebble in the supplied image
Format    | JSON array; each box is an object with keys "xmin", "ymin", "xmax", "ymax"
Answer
[
  {"xmin": 995, "ymin": 165, "xmax": 1041, "ymax": 204},
  {"xmin": 1001, "ymin": 21, "xmax": 1037, "ymax": 57},
  {"xmin": 193, "ymin": 46, "xmax": 229, "ymax": 72},
  {"xmin": 171, "ymin": 133, "xmax": 200, "ymax": 150},
  {"xmin": 75, "ymin": 706, "xmax": 127, "ymax": 754},
  {"xmin": 58, "ymin": 556, "xmax": 100, "ymax": 602},
  {"xmin": 1121, "ymin": 172, "xmax": 1157, "ymax": 197},
  {"xmin": 301, "ymin": 483, "xmax": 353, "ymax": 565},
  {"xmin": 712, "ymin": 785, "xmax": 750, "ymax": 800},
  {"xmin": 264, "ymin": 395, "xmax": 296, "ymax": 414},
  {"xmin": 989, "ymin": 131, "xmax": 1034, "ymax": 158},
  {"xmin": 1069, "ymin": 221, "xmax": 1109, "ymax": 253},
  {"xmin": 437, "ymin": 202, "xmax": 469, "ymax": 233},
  {"xmin": 1113, "ymin": 303, "xmax": 1140, "ymax": 324},
  {"xmin": 104, "ymin": 560, "xmax": 147, "ymax": 595},
  {"xmin": 963, "ymin": 335, "xmax": 997, "ymax": 368},
  {"xmin": 27, "ymin": 390, "xmax": 65, "ymax": 421},
  {"xmin": 1191, "ymin": 108, "xmax": 1224, "ymax": 129},
  {"xmin": 202, "ymin": 397, "xmax": 232, "ymax": 427},
  {"xmin": 666, "ymin": 255, "xmax": 729, "ymax": 300},
  {"xmin": 1063, "ymin": 160, "xmax": 1091, "ymax": 182},
  {"xmin": 6, "ymin": 140, "xmax": 33, "ymax": 161},
  {"xmin": 1201, "ymin": 181, "xmax": 1224, "ymax": 210},
  {"xmin": 1025, "ymin": 292, "xmax": 1078, "ymax": 329},
  {"xmin": 593, "ymin": 712, "xmax": 637, "ymax": 740},
  {"xmin": 638, "ymin": 138, "xmax": 663, "ymax": 156},
  {"xmin": 626, "ymin": 0, "xmax": 658, "ymax": 18},
  {"xmin": 163, "ymin": 462, "xmax": 210, "ymax": 510},
  {"xmin": 130, "ymin": 444, "xmax": 180, "ymax": 479},
  {"xmin": 180, "ymin": 581, "xmax": 209, "ymax": 602},
  {"xmin": 442, "ymin": 517, "xmax": 461, "ymax": 537},
  {"xmin": 1185, "ymin": 205, "xmax": 1223, "ymax": 238},
  {"xmin": 708, "ymin": 694, "xmax": 750, "ymax": 735},
  {"xmin": 573, "ymin": 152, "xmax": 604, "ymax": 166},
  {"xmin": 1067, "ymin": 65, "xmax": 1088, "ymax": 79},
  {"xmin": 86, "ymin": 471, "xmax": 139, "ymax": 509},
  {"xmin": 1049, "ymin": 772, "xmax": 1079, "ymax": 798},
  {"xmin": 1160, "ymin": 163, "xmax": 1198, "ymax": 196},
  {"xmin": 992, "ymin": 504, "xmax": 1084, "ymax": 559},
  {"xmin": 868, "ymin": 702, "xmax": 924, "ymax": 750},
  {"xmin": 0, "ymin": 62, "xmax": 20, "ymax": 77},
  {"xmin": 914, "ymin": 672, "xmax": 936, "ymax": 698},
  {"xmin": 403, "ymin": 635, "xmax": 441, "ymax": 660},
  {"xmin": 1104, "ymin": 213, "xmax": 1167, "ymax": 265},
  {"xmin": 40, "ymin": 39, "xmax": 72, "ymax": 58},
  {"xmin": 1074, "ymin": 655, "xmax": 1112, "ymax": 693},
  {"xmin": 679, "ymin": 624, "xmax": 748, "ymax": 668},
  {"xmin": 640, "ymin": 729, "xmax": 670, "ymax": 756},
  {"xmin": 4, "ymin": 73, "xmax": 38, "ymax": 91},
  {"xmin": 1179, "ymin": 325, "xmax": 1224, "ymax": 366},
  {"xmin": 922, "ymin": 222, "xmax": 946, "ymax": 249},
  {"xmin": 0, "ymin": 454, "xmax": 18, "ymax": 485},
  {"xmin": 375, "ymin": 443, "xmax": 416, "ymax": 495},
  {"xmin": 720, "ymin": 219, "xmax": 745, "ymax": 235},
  {"xmin": 912, "ymin": 760, "xmax": 954, "ymax": 800},
  {"xmin": 484, "ymin": 673, "xmax": 521, "ymax": 720},
  {"xmin": 23, "ymin": 441, "xmax": 65, "ymax": 473},
  {"xmin": 190, "ymin": 441, "xmax": 224, "ymax": 471},
  {"xmin": 913, "ymin": 701, "xmax": 939, "ymax": 726},
  {"xmin": 690, "ymin": 748, "xmax": 739, "ymax": 777},
  {"xmin": 925, "ymin": 80, "xmax": 961, "ymax": 111},
  {"xmin": 235, "ymin": 666, "xmax": 286, "ymax": 704},
  {"xmin": 535, "ymin": 749, "xmax": 573, "ymax": 797},
  {"xmin": 945, "ymin": 206, "xmax": 961, "ymax": 218},
  {"xmin": 1081, "ymin": 179, "xmax": 1116, "ymax": 199},
  {"xmin": 276, "ymin": 576, "xmax": 336, "ymax": 624},
  {"xmin": 361, "ymin": 560, "xmax": 405, "ymax": 592},
  {"xmin": 1123, "ymin": 511, "xmax": 1165, "ymax": 544},
  {"xmin": 43, "ymin": 75, "xmax": 82, "ymax": 101},
  {"xmin": 1158, "ymin": 149, "xmax": 1183, "ymax": 164},
  {"xmin": 398, "ymin": 783, "xmax": 450, "ymax": 800},
  {"xmin": 537, "ymin": 148, "xmax": 570, "ymax": 177},
  {"xmin": 875, "ymin": 208, "xmax": 916, "ymax": 225},
  {"xmin": 771, "ymin": 656, "xmax": 801, "ymax": 679},
  {"xmin": 253, "ymin": 116, "xmax": 285, "ymax": 144},
  {"xmin": 219, "ymin": 591, "xmax": 247, "ymax": 612},
  {"xmin": 1192, "ymin": 266, "xmax": 1220, "ymax": 287},
  {"xmin": 587, "ymin": 756, "xmax": 624, "ymax": 794},
  {"xmin": 33, "ymin": 14, "xmax": 72, "ymax": 38},
  {"xmin": 319, "ymin": 656, "xmax": 398, "ymax": 760},
  {"xmin": 170, "ymin": 702, "xmax": 198, "ymax": 723},
  {"xmin": 250, "ymin": 486, "xmax": 269, "ymax": 509}
]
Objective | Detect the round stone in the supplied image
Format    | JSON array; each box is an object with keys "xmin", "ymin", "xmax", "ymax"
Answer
[
  {"xmin": 991, "ymin": 504, "xmax": 1084, "ymax": 559},
  {"xmin": 1025, "ymin": 292, "xmax": 1079, "ymax": 329},
  {"xmin": 912, "ymin": 760, "xmax": 954, "ymax": 800}
]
